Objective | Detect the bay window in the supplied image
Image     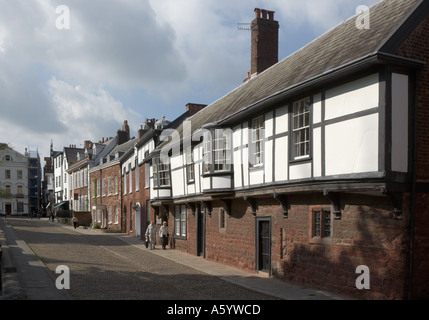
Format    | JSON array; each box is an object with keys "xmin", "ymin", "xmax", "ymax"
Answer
[
  {"xmin": 153, "ymin": 157, "xmax": 171, "ymax": 188},
  {"xmin": 203, "ymin": 129, "xmax": 232, "ymax": 174}
]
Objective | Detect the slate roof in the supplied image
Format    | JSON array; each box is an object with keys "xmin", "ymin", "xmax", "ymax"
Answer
[{"xmin": 158, "ymin": 0, "xmax": 425, "ymax": 149}]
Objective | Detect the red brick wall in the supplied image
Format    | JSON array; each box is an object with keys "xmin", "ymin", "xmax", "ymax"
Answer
[
  {"xmin": 73, "ymin": 211, "xmax": 91, "ymax": 226},
  {"xmin": 169, "ymin": 204, "xmax": 192, "ymax": 253},
  {"xmin": 90, "ymin": 164, "xmax": 122, "ymax": 231},
  {"xmin": 178, "ymin": 194, "xmax": 410, "ymax": 300},
  {"xmin": 396, "ymin": 15, "xmax": 429, "ymax": 182},
  {"xmin": 395, "ymin": 13, "xmax": 429, "ymax": 300},
  {"xmin": 122, "ymin": 164, "xmax": 149, "ymax": 237},
  {"xmin": 280, "ymin": 194, "xmax": 410, "ymax": 300},
  {"xmin": 205, "ymin": 199, "xmax": 256, "ymax": 271}
]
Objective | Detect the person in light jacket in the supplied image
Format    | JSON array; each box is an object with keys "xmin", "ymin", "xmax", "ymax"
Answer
[
  {"xmin": 145, "ymin": 221, "xmax": 157, "ymax": 250},
  {"xmin": 159, "ymin": 221, "xmax": 169, "ymax": 250}
]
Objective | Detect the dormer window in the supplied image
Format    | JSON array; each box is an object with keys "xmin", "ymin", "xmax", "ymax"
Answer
[
  {"xmin": 3, "ymin": 155, "xmax": 12, "ymax": 161},
  {"xmin": 153, "ymin": 157, "xmax": 171, "ymax": 188}
]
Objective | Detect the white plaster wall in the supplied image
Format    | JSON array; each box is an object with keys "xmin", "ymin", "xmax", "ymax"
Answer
[
  {"xmin": 290, "ymin": 162, "xmax": 312, "ymax": 180},
  {"xmin": 274, "ymin": 136, "xmax": 288, "ymax": 182},
  {"xmin": 275, "ymin": 105, "xmax": 288, "ymax": 134},
  {"xmin": 325, "ymin": 73, "xmax": 379, "ymax": 120},
  {"xmin": 313, "ymin": 127, "xmax": 322, "ymax": 177},
  {"xmin": 325, "ymin": 113, "xmax": 379, "ymax": 175}
]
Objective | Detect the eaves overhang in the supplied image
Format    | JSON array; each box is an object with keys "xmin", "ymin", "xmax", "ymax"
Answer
[{"xmin": 217, "ymin": 52, "xmax": 424, "ymax": 127}]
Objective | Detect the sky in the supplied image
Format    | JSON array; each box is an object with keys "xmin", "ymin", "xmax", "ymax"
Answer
[{"xmin": 0, "ymin": 0, "xmax": 379, "ymax": 165}]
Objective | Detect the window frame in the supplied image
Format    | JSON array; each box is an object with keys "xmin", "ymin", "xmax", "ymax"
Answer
[
  {"xmin": 250, "ymin": 115, "xmax": 264, "ymax": 167},
  {"xmin": 203, "ymin": 129, "xmax": 232, "ymax": 174},
  {"xmin": 174, "ymin": 204, "xmax": 187, "ymax": 239},
  {"xmin": 186, "ymin": 147, "xmax": 195, "ymax": 183},
  {"xmin": 152, "ymin": 157, "xmax": 171, "ymax": 188},
  {"xmin": 291, "ymin": 97, "xmax": 312, "ymax": 161},
  {"xmin": 309, "ymin": 206, "xmax": 333, "ymax": 244}
]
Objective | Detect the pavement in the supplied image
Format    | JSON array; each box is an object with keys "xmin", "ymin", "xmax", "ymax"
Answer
[{"xmin": 0, "ymin": 217, "xmax": 352, "ymax": 300}]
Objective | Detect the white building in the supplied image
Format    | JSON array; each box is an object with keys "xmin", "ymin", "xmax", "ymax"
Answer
[
  {"xmin": 146, "ymin": 0, "xmax": 429, "ymax": 299},
  {"xmin": 0, "ymin": 143, "xmax": 29, "ymax": 216}
]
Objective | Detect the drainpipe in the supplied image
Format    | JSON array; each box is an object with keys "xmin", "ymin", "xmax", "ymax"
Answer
[{"xmin": 408, "ymin": 69, "xmax": 420, "ymax": 300}]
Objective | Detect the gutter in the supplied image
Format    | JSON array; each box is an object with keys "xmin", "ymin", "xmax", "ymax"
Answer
[
  {"xmin": 217, "ymin": 52, "xmax": 424, "ymax": 127},
  {"xmin": 408, "ymin": 69, "xmax": 420, "ymax": 300}
]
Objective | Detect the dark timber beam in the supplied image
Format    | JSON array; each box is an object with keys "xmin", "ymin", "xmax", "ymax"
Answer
[
  {"xmin": 243, "ymin": 196, "xmax": 258, "ymax": 216},
  {"xmin": 187, "ymin": 202, "xmax": 196, "ymax": 215},
  {"xmin": 273, "ymin": 192, "xmax": 288, "ymax": 217},
  {"xmin": 202, "ymin": 201, "xmax": 212, "ymax": 216},
  {"xmin": 220, "ymin": 199, "xmax": 232, "ymax": 216},
  {"xmin": 383, "ymin": 190, "xmax": 403, "ymax": 220},
  {"xmin": 323, "ymin": 190, "xmax": 342, "ymax": 220}
]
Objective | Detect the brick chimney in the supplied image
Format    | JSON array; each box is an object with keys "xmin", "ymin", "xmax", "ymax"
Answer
[
  {"xmin": 186, "ymin": 103, "xmax": 207, "ymax": 116},
  {"xmin": 117, "ymin": 120, "xmax": 131, "ymax": 145},
  {"xmin": 248, "ymin": 8, "xmax": 279, "ymax": 79}
]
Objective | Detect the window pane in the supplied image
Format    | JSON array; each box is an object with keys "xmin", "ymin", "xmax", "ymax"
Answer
[
  {"xmin": 293, "ymin": 98, "xmax": 311, "ymax": 158},
  {"xmin": 315, "ymin": 211, "xmax": 321, "ymax": 237},
  {"xmin": 324, "ymin": 211, "xmax": 331, "ymax": 237}
]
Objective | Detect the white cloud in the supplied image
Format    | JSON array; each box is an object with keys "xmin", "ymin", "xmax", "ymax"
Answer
[
  {"xmin": 48, "ymin": 77, "xmax": 142, "ymax": 141},
  {"xmin": 0, "ymin": 0, "xmax": 382, "ymax": 163}
]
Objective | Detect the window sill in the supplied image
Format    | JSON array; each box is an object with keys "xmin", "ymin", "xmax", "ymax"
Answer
[
  {"xmin": 309, "ymin": 236, "xmax": 333, "ymax": 245},
  {"xmin": 290, "ymin": 156, "xmax": 312, "ymax": 164},
  {"xmin": 249, "ymin": 164, "xmax": 264, "ymax": 171},
  {"xmin": 153, "ymin": 186, "xmax": 172, "ymax": 190},
  {"xmin": 202, "ymin": 170, "xmax": 233, "ymax": 177}
]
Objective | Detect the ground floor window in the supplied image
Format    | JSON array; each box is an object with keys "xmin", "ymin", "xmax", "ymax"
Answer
[
  {"xmin": 17, "ymin": 202, "xmax": 24, "ymax": 213},
  {"xmin": 114, "ymin": 205, "xmax": 119, "ymax": 224},
  {"xmin": 174, "ymin": 205, "xmax": 187, "ymax": 239},
  {"xmin": 310, "ymin": 208, "xmax": 331, "ymax": 242}
]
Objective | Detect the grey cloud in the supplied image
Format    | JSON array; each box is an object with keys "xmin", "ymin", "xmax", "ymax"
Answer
[{"xmin": 50, "ymin": 0, "xmax": 188, "ymax": 89}]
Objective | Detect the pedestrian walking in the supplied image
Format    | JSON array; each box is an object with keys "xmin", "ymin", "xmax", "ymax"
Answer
[
  {"xmin": 72, "ymin": 216, "xmax": 79, "ymax": 229},
  {"xmin": 145, "ymin": 221, "xmax": 157, "ymax": 250},
  {"xmin": 159, "ymin": 221, "xmax": 169, "ymax": 250}
]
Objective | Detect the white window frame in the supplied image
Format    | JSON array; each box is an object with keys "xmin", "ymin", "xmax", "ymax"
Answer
[
  {"xmin": 292, "ymin": 97, "xmax": 311, "ymax": 159},
  {"xmin": 174, "ymin": 205, "xmax": 187, "ymax": 239},
  {"xmin": 251, "ymin": 115, "xmax": 264, "ymax": 166}
]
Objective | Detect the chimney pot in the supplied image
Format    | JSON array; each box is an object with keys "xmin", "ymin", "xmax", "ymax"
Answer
[
  {"xmin": 250, "ymin": 7, "xmax": 279, "ymax": 77},
  {"xmin": 254, "ymin": 8, "xmax": 261, "ymax": 18}
]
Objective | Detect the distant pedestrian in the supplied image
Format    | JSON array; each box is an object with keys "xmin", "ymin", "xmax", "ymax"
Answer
[
  {"xmin": 72, "ymin": 216, "xmax": 79, "ymax": 229},
  {"xmin": 145, "ymin": 221, "xmax": 157, "ymax": 250},
  {"xmin": 159, "ymin": 221, "xmax": 169, "ymax": 250}
]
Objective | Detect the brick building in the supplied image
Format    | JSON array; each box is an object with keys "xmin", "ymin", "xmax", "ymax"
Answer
[
  {"xmin": 148, "ymin": 1, "xmax": 429, "ymax": 299},
  {"xmin": 89, "ymin": 121, "xmax": 134, "ymax": 231}
]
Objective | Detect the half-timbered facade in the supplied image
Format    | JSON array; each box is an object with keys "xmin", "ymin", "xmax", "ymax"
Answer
[{"xmin": 149, "ymin": 0, "xmax": 429, "ymax": 299}]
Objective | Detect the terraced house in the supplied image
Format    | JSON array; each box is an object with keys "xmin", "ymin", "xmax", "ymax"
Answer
[{"xmin": 147, "ymin": 1, "xmax": 429, "ymax": 299}]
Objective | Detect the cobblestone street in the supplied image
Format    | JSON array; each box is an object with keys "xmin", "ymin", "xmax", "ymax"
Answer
[{"xmin": 4, "ymin": 218, "xmax": 278, "ymax": 300}]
